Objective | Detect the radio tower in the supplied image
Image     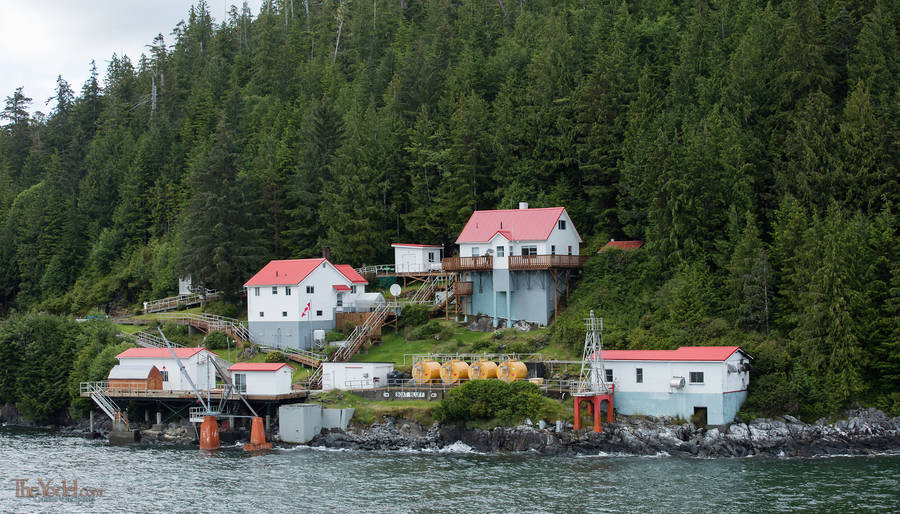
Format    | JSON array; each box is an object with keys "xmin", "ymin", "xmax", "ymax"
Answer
[{"xmin": 573, "ymin": 310, "xmax": 615, "ymax": 432}]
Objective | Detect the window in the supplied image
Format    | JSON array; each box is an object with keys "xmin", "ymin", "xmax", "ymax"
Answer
[
  {"xmin": 559, "ymin": 219, "xmax": 566, "ymax": 230},
  {"xmin": 234, "ymin": 373, "xmax": 246, "ymax": 393},
  {"xmin": 272, "ymin": 286, "xmax": 278, "ymax": 294},
  {"xmin": 350, "ymin": 285, "xmax": 357, "ymax": 294},
  {"xmin": 496, "ymin": 246, "xmax": 504, "ymax": 257},
  {"xmin": 428, "ymin": 251, "xmax": 435, "ymax": 262},
  {"xmin": 259, "ymin": 312, "xmax": 264, "ymax": 317},
  {"xmin": 254, "ymin": 287, "xmax": 259, "ymax": 296},
  {"xmin": 161, "ymin": 371, "xmax": 169, "ymax": 382},
  {"xmin": 282, "ymin": 311, "xmax": 288, "ymax": 317},
  {"xmin": 568, "ymin": 245, "xmax": 573, "ymax": 255},
  {"xmin": 551, "ymin": 245, "xmax": 556, "ymax": 255},
  {"xmin": 336, "ymin": 294, "xmax": 343, "ymax": 307},
  {"xmin": 316, "ymin": 310, "xmax": 323, "ymax": 316},
  {"xmin": 690, "ymin": 372, "xmax": 704, "ymax": 384},
  {"xmin": 636, "ymin": 368, "xmax": 643, "ymax": 383},
  {"xmin": 285, "ymin": 287, "xmax": 291, "ymax": 296},
  {"xmin": 306, "ymin": 286, "xmax": 315, "ymax": 294},
  {"xmin": 605, "ymin": 369, "xmax": 614, "ymax": 383},
  {"xmin": 521, "ymin": 246, "xmax": 537, "ymax": 256},
  {"xmin": 471, "ymin": 247, "xmax": 480, "ymax": 257}
]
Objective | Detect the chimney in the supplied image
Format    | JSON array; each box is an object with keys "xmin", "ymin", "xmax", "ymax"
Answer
[
  {"xmin": 322, "ymin": 246, "xmax": 331, "ymax": 261},
  {"xmin": 518, "ymin": 202, "xmax": 529, "ymax": 210}
]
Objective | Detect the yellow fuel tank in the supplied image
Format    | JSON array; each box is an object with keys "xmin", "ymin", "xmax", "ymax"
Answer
[
  {"xmin": 469, "ymin": 360, "xmax": 498, "ymax": 380},
  {"xmin": 498, "ymin": 360, "xmax": 528, "ymax": 382},
  {"xmin": 440, "ymin": 360, "xmax": 470, "ymax": 385},
  {"xmin": 412, "ymin": 360, "xmax": 441, "ymax": 384}
]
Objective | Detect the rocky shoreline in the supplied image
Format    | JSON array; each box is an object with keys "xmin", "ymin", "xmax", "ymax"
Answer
[
  {"xmin": 4, "ymin": 403, "xmax": 899, "ymax": 458},
  {"xmin": 309, "ymin": 408, "xmax": 900, "ymax": 458}
]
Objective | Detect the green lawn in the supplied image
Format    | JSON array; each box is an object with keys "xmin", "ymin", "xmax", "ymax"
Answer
[{"xmin": 350, "ymin": 320, "xmax": 580, "ymax": 368}]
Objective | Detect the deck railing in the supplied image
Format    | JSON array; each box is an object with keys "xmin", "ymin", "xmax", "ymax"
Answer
[
  {"xmin": 508, "ymin": 254, "xmax": 587, "ymax": 270},
  {"xmin": 452, "ymin": 281, "xmax": 474, "ymax": 295},
  {"xmin": 441, "ymin": 256, "xmax": 493, "ymax": 271}
]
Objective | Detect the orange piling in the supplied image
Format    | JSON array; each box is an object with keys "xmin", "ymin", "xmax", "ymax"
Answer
[
  {"xmin": 199, "ymin": 416, "xmax": 220, "ymax": 450},
  {"xmin": 244, "ymin": 416, "xmax": 272, "ymax": 451}
]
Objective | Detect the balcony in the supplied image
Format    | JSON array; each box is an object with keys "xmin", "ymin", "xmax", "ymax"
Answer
[
  {"xmin": 453, "ymin": 281, "xmax": 474, "ymax": 296},
  {"xmin": 442, "ymin": 256, "xmax": 493, "ymax": 272},
  {"xmin": 508, "ymin": 254, "xmax": 588, "ymax": 270}
]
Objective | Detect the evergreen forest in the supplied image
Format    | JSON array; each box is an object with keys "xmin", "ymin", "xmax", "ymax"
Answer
[{"xmin": 0, "ymin": 0, "xmax": 897, "ymax": 420}]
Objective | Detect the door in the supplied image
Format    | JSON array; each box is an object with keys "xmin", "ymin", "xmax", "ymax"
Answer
[{"xmin": 692, "ymin": 406, "xmax": 708, "ymax": 426}]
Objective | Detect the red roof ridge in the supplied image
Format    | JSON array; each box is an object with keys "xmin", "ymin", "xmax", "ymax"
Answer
[
  {"xmin": 228, "ymin": 362, "xmax": 296, "ymax": 371},
  {"xmin": 598, "ymin": 346, "xmax": 744, "ymax": 362},
  {"xmin": 334, "ymin": 264, "xmax": 368, "ymax": 284},
  {"xmin": 117, "ymin": 347, "xmax": 208, "ymax": 359}
]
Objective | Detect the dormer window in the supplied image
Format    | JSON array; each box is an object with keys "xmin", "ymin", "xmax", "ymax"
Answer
[{"xmin": 559, "ymin": 219, "xmax": 566, "ymax": 230}]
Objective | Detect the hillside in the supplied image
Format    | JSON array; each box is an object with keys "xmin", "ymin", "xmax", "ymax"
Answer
[{"xmin": 0, "ymin": 0, "xmax": 897, "ymax": 419}]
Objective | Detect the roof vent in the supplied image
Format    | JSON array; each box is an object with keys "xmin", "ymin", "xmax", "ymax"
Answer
[{"xmin": 518, "ymin": 202, "xmax": 529, "ymax": 210}]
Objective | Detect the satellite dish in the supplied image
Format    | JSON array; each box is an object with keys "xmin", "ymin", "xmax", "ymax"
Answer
[{"xmin": 389, "ymin": 284, "xmax": 402, "ymax": 297}]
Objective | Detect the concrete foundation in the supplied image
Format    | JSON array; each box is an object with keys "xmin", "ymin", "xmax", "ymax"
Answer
[
  {"xmin": 279, "ymin": 404, "xmax": 324, "ymax": 444},
  {"xmin": 322, "ymin": 408, "xmax": 355, "ymax": 430},
  {"xmin": 108, "ymin": 430, "xmax": 141, "ymax": 445}
]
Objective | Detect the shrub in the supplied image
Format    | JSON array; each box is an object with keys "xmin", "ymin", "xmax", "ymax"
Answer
[
  {"xmin": 324, "ymin": 345, "xmax": 341, "ymax": 359},
  {"xmin": 265, "ymin": 351, "xmax": 286, "ymax": 363},
  {"xmin": 471, "ymin": 337, "xmax": 498, "ymax": 353},
  {"xmin": 409, "ymin": 320, "xmax": 442, "ymax": 340},
  {"xmin": 204, "ymin": 332, "xmax": 230, "ymax": 350},
  {"xmin": 325, "ymin": 330, "xmax": 345, "ymax": 343},
  {"xmin": 434, "ymin": 380, "xmax": 556, "ymax": 426},
  {"xmin": 400, "ymin": 304, "xmax": 430, "ymax": 329},
  {"xmin": 204, "ymin": 301, "xmax": 240, "ymax": 319},
  {"xmin": 342, "ymin": 322, "xmax": 356, "ymax": 336},
  {"xmin": 506, "ymin": 340, "xmax": 534, "ymax": 355}
]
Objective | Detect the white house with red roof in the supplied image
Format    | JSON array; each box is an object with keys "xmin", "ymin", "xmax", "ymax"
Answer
[
  {"xmin": 445, "ymin": 203, "xmax": 584, "ymax": 326},
  {"xmin": 228, "ymin": 362, "xmax": 295, "ymax": 396},
  {"xmin": 392, "ymin": 243, "xmax": 443, "ymax": 273},
  {"xmin": 244, "ymin": 258, "xmax": 381, "ymax": 350},
  {"xmin": 596, "ymin": 346, "xmax": 753, "ymax": 425},
  {"xmin": 114, "ymin": 347, "xmax": 218, "ymax": 392}
]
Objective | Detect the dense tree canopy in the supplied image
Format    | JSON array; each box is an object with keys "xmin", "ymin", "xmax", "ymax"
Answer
[{"xmin": 0, "ymin": 0, "xmax": 896, "ymax": 417}]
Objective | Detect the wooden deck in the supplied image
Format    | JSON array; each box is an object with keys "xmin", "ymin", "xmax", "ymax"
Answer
[
  {"xmin": 508, "ymin": 254, "xmax": 587, "ymax": 270},
  {"xmin": 81, "ymin": 388, "xmax": 310, "ymax": 401},
  {"xmin": 442, "ymin": 256, "xmax": 493, "ymax": 271}
]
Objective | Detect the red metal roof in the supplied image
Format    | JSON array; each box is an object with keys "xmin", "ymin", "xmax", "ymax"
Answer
[
  {"xmin": 228, "ymin": 362, "xmax": 295, "ymax": 372},
  {"xmin": 599, "ymin": 240, "xmax": 644, "ymax": 252},
  {"xmin": 244, "ymin": 258, "xmax": 326, "ymax": 287},
  {"xmin": 455, "ymin": 207, "xmax": 582, "ymax": 243},
  {"xmin": 599, "ymin": 346, "xmax": 744, "ymax": 362},
  {"xmin": 332, "ymin": 284, "xmax": 351, "ymax": 291},
  {"xmin": 117, "ymin": 347, "xmax": 208, "ymax": 359},
  {"xmin": 334, "ymin": 264, "xmax": 368, "ymax": 284},
  {"xmin": 391, "ymin": 243, "xmax": 442, "ymax": 248}
]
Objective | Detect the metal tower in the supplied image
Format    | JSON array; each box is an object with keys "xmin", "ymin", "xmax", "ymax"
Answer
[{"xmin": 575, "ymin": 310, "xmax": 609, "ymax": 395}]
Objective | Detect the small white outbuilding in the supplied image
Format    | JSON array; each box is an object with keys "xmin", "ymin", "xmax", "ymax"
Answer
[
  {"xmin": 391, "ymin": 244, "xmax": 443, "ymax": 273},
  {"xmin": 321, "ymin": 362, "xmax": 394, "ymax": 391},
  {"xmin": 228, "ymin": 362, "xmax": 295, "ymax": 396}
]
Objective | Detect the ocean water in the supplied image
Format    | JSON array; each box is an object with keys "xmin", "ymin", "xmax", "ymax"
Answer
[{"xmin": 1, "ymin": 427, "xmax": 898, "ymax": 512}]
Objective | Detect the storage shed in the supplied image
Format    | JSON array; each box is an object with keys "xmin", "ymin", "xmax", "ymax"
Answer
[
  {"xmin": 228, "ymin": 362, "xmax": 295, "ymax": 396},
  {"xmin": 391, "ymin": 244, "xmax": 443, "ymax": 273},
  {"xmin": 321, "ymin": 362, "xmax": 394, "ymax": 391},
  {"xmin": 107, "ymin": 364, "xmax": 163, "ymax": 392}
]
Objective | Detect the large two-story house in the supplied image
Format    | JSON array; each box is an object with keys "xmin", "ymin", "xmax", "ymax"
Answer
[
  {"xmin": 243, "ymin": 258, "xmax": 382, "ymax": 350},
  {"xmin": 443, "ymin": 203, "xmax": 585, "ymax": 327}
]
